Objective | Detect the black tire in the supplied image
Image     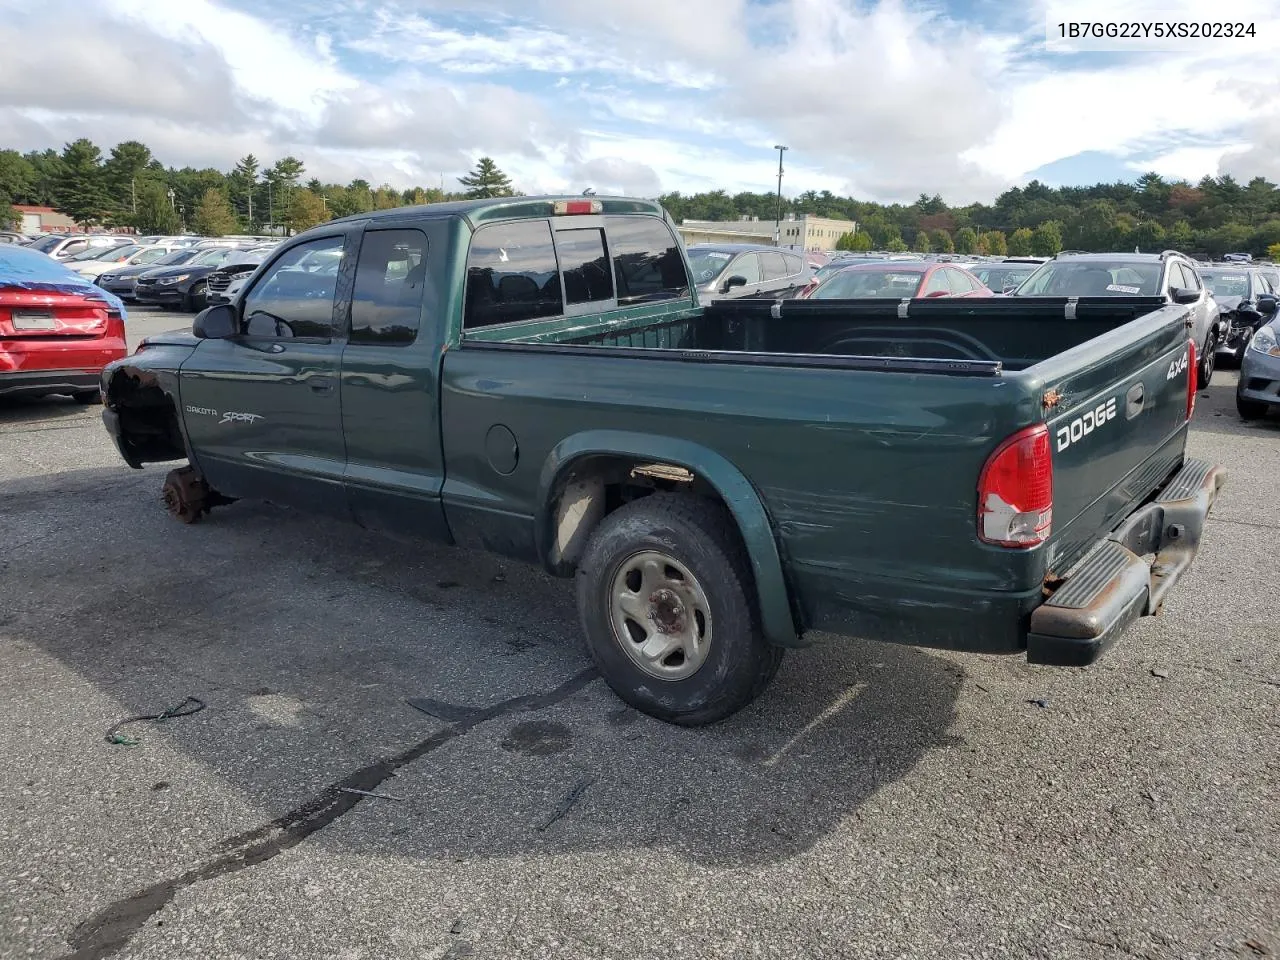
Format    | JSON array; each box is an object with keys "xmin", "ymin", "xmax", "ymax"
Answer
[
  {"xmin": 575, "ymin": 492, "xmax": 783, "ymax": 726},
  {"xmin": 72, "ymin": 390, "xmax": 101, "ymax": 405},
  {"xmin": 183, "ymin": 285, "xmax": 206, "ymax": 313},
  {"xmin": 1197, "ymin": 334, "xmax": 1216, "ymax": 389},
  {"xmin": 1237, "ymin": 393, "xmax": 1268, "ymax": 420},
  {"xmin": 1235, "ymin": 331, "xmax": 1254, "ymax": 368}
]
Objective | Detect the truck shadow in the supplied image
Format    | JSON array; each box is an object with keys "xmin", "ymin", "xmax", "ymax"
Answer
[{"xmin": 5, "ymin": 465, "xmax": 962, "ymax": 875}]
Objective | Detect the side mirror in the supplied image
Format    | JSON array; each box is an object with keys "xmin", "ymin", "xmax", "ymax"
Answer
[
  {"xmin": 1257, "ymin": 294, "xmax": 1278, "ymax": 313},
  {"xmin": 1170, "ymin": 287, "xmax": 1200, "ymax": 305},
  {"xmin": 192, "ymin": 303, "xmax": 238, "ymax": 339},
  {"xmin": 722, "ymin": 275, "xmax": 748, "ymax": 293}
]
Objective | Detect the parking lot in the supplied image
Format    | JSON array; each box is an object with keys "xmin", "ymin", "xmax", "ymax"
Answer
[{"xmin": 1, "ymin": 307, "xmax": 1277, "ymax": 959}]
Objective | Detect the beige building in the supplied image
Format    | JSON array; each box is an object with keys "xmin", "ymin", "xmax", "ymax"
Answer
[{"xmin": 677, "ymin": 214, "xmax": 857, "ymax": 252}]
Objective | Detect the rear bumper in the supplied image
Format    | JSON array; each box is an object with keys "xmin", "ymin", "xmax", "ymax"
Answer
[
  {"xmin": 0, "ymin": 369, "xmax": 102, "ymax": 397},
  {"xmin": 1027, "ymin": 458, "xmax": 1227, "ymax": 666}
]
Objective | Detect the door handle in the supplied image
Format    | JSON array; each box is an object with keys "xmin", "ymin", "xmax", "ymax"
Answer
[{"xmin": 309, "ymin": 376, "xmax": 336, "ymax": 394}]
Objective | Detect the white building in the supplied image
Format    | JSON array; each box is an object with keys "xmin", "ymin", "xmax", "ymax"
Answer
[{"xmin": 677, "ymin": 214, "xmax": 858, "ymax": 252}]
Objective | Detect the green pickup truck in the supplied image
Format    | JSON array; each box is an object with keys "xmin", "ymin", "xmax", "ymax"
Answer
[{"xmin": 101, "ymin": 196, "xmax": 1226, "ymax": 725}]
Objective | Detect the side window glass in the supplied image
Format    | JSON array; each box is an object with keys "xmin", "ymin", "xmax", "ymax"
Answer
[
  {"xmin": 555, "ymin": 228, "xmax": 614, "ymax": 305},
  {"xmin": 1178, "ymin": 263, "xmax": 1200, "ymax": 291},
  {"xmin": 760, "ymin": 251, "xmax": 788, "ymax": 281},
  {"xmin": 464, "ymin": 220, "xmax": 562, "ymax": 329},
  {"xmin": 351, "ymin": 228, "xmax": 428, "ymax": 346},
  {"xmin": 604, "ymin": 216, "xmax": 690, "ymax": 304},
  {"xmin": 784, "ymin": 254, "xmax": 804, "ymax": 276},
  {"xmin": 949, "ymin": 268, "xmax": 976, "ymax": 292},
  {"xmin": 731, "ymin": 253, "xmax": 762, "ymax": 284},
  {"xmin": 242, "ymin": 235, "xmax": 344, "ymax": 339},
  {"xmin": 922, "ymin": 269, "xmax": 951, "ymax": 295}
]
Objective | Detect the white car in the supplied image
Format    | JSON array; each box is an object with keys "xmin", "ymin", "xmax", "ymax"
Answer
[{"xmin": 67, "ymin": 244, "xmax": 182, "ymax": 279}]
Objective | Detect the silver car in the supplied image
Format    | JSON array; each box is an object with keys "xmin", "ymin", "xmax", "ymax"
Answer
[
  {"xmin": 1013, "ymin": 251, "xmax": 1225, "ymax": 388},
  {"xmin": 1237, "ymin": 316, "xmax": 1280, "ymax": 420},
  {"xmin": 686, "ymin": 244, "xmax": 812, "ymax": 302}
]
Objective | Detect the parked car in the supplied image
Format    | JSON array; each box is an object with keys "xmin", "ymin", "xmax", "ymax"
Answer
[
  {"xmin": 203, "ymin": 246, "xmax": 283, "ymax": 304},
  {"xmin": 1237, "ymin": 313, "xmax": 1280, "ymax": 419},
  {"xmin": 133, "ymin": 247, "xmax": 248, "ymax": 311},
  {"xmin": 68, "ymin": 243, "xmax": 181, "ymax": 279},
  {"xmin": 100, "ymin": 195, "xmax": 1223, "ymax": 725},
  {"xmin": 0, "ymin": 231, "xmax": 25, "ymax": 244},
  {"xmin": 1, "ymin": 244, "xmax": 127, "ymax": 402},
  {"xmin": 968, "ymin": 258, "xmax": 1045, "ymax": 295},
  {"xmin": 97, "ymin": 248, "xmax": 204, "ymax": 301},
  {"xmin": 685, "ymin": 244, "xmax": 812, "ymax": 302},
  {"xmin": 1011, "ymin": 251, "xmax": 1225, "ymax": 388},
  {"xmin": 25, "ymin": 234, "xmax": 132, "ymax": 261},
  {"xmin": 802, "ymin": 261, "xmax": 993, "ymax": 299},
  {"xmin": 1201, "ymin": 265, "xmax": 1279, "ymax": 367}
]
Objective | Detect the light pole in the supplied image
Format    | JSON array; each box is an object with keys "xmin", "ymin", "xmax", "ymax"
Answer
[
  {"xmin": 772, "ymin": 145, "xmax": 788, "ymax": 247},
  {"xmin": 166, "ymin": 188, "xmax": 175, "ymax": 213}
]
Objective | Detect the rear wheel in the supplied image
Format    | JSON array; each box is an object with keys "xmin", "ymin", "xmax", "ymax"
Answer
[
  {"xmin": 575, "ymin": 492, "xmax": 783, "ymax": 726},
  {"xmin": 1197, "ymin": 334, "xmax": 1216, "ymax": 389},
  {"xmin": 1237, "ymin": 394, "xmax": 1268, "ymax": 420}
]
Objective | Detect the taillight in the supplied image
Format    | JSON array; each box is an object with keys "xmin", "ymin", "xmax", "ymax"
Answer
[
  {"xmin": 977, "ymin": 423, "xmax": 1053, "ymax": 548},
  {"xmin": 1185, "ymin": 338, "xmax": 1197, "ymax": 420}
]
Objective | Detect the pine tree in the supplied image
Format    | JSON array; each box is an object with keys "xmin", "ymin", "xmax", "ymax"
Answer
[
  {"xmin": 55, "ymin": 138, "xmax": 114, "ymax": 225},
  {"xmin": 458, "ymin": 157, "xmax": 514, "ymax": 199},
  {"xmin": 230, "ymin": 155, "xmax": 259, "ymax": 229},
  {"xmin": 954, "ymin": 227, "xmax": 979, "ymax": 255},
  {"xmin": 132, "ymin": 180, "xmax": 182, "ymax": 234},
  {"xmin": 193, "ymin": 188, "xmax": 238, "ymax": 236}
]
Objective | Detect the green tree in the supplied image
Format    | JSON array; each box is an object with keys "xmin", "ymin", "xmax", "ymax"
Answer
[
  {"xmin": 848, "ymin": 231, "xmax": 873, "ymax": 251},
  {"xmin": 1007, "ymin": 227, "xmax": 1034, "ymax": 256},
  {"xmin": 885, "ymin": 236, "xmax": 909, "ymax": 252},
  {"xmin": 458, "ymin": 157, "xmax": 514, "ymax": 199},
  {"xmin": 1065, "ymin": 200, "xmax": 1118, "ymax": 250},
  {"xmin": 1131, "ymin": 220, "xmax": 1166, "ymax": 252},
  {"xmin": 1200, "ymin": 223, "xmax": 1251, "ymax": 258},
  {"xmin": 0, "ymin": 150, "xmax": 36, "ymax": 205},
  {"xmin": 23, "ymin": 149, "xmax": 65, "ymax": 205},
  {"xmin": 103, "ymin": 140, "xmax": 155, "ymax": 217},
  {"xmin": 0, "ymin": 194, "xmax": 19, "ymax": 230},
  {"xmin": 954, "ymin": 226, "xmax": 979, "ymax": 254},
  {"xmin": 912, "ymin": 230, "xmax": 931, "ymax": 253},
  {"xmin": 1167, "ymin": 220, "xmax": 1193, "ymax": 250},
  {"xmin": 55, "ymin": 138, "xmax": 114, "ymax": 225},
  {"xmin": 132, "ymin": 180, "xmax": 181, "ymax": 234},
  {"xmin": 980, "ymin": 230, "xmax": 1007, "ymax": 255},
  {"xmin": 930, "ymin": 229, "xmax": 954, "ymax": 253},
  {"xmin": 288, "ymin": 190, "xmax": 328, "ymax": 232},
  {"xmin": 1031, "ymin": 220, "xmax": 1063, "ymax": 256},
  {"xmin": 1268, "ymin": 242, "xmax": 1280, "ymax": 261},
  {"xmin": 229, "ymin": 154, "xmax": 260, "ymax": 228},
  {"xmin": 834, "ymin": 231, "xmax": 857, "ymax": 251},
  {"xmin": 263, "ymin": 156, "xmax": 305, "ymax": 226},
  {"xmin": 192, "ymin": 188, "xmax": 238, "ymax": 236}
]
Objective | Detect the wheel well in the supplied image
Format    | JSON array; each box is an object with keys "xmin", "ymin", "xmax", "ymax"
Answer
[
  {"xmin": 544, "ymin": 456, "xmax": 737, "ymax": 576},
  {"xmin": 105, "ymin": 369, "xmax": 187, "ymax": 465}
]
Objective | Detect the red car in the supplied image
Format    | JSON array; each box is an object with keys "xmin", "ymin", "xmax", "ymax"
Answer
[
  {"xmin": 1, "ymin": 246, "xmax": 127, "ymax": 403},
  {"xmin": 799, "ymin": 260, "xmax": 994, "ymax": 300}
]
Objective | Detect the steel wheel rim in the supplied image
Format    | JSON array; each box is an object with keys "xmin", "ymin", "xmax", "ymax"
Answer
[{"xmin": 608, "ymin": 550, "xmax": 713, "ymax": 681}]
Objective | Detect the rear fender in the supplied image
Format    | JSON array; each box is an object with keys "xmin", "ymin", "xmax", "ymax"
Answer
[{"xmin": 536, "ymin": 430, "xmax": 803, "ymax": 648}]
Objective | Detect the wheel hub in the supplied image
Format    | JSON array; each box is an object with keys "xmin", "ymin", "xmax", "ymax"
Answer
[
  {"xmin": 648, "ymin": 587, "xmax": 687, "ymax": 634},
  {"xmin": 609, "ymin": 550, "xmax": 713, "ymax": 682}
]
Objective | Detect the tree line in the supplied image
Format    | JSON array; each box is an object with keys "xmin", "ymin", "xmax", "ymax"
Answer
[
  {"xmin": 0, "ymin": 140, "xmax": 516, "ymax": 236},
  {"xmin": 4, "ymin": 137, "xmax": 1280, "ymax": 259}
]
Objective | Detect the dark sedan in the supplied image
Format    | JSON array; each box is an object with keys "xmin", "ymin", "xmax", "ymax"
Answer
[
  {"xmin": 97, "ymin": 247, "xmax": 203, "ymax": 301},
  {"xmin": 133, "ymin": 247, "xmax": 241, "ymax": 311},
  {"xmin": 1202, "ymin": 265, "xmax": 1279, "ymax": 366}
]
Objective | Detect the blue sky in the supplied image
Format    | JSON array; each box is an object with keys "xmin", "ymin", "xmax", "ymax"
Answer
[{"xmin": 1, "ymin": 0, "xmax": 1277, "ymax": 203}]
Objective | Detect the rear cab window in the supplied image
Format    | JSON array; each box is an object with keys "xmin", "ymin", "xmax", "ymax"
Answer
[{"xmin": 463, "ymin": 214, "xmax": 690, "ymax": 333}]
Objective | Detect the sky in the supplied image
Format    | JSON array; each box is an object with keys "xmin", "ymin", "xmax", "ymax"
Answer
[{"xmin": 1, "ymin": 0, "xmax": 1278, "ymax": 205}]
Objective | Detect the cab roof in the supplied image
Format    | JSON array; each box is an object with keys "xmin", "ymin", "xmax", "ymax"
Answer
[{"xmin": 326, "ymin": 195, "xmax": 667, "ymax": 228}]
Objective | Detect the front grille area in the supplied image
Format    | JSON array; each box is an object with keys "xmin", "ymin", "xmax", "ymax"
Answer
[{"xmin": 206, "ymin": 272, "xmax": 232, "ymax": 294}]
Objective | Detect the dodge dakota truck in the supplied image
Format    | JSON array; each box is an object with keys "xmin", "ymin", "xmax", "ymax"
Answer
[{"xmin": 100, "ymin": 196, "xmax": 1226, "ymax": 725}]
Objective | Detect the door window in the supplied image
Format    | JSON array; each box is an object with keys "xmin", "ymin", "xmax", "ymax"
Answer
[
  {"xmin": 1176, "ymin": 262, "xmax": 1201, "ymax": 291},
  {"xmin": 760, "ymin": 251, "xmax": 788, "ymax": 281},
  {"xmin": 729, "ymin": 253, "xmax": 762, "ymax": 284},
  {"xmin": 464, "ymin": 220, "xmax": 563, "ymax": 328},
  {"xmin": 555, "ymin": 228, "xmax": 614, "ymax": 305},
  {"xmin": 947, "ymin": 268, "xmax": 976, "ymax": 292},
  {"xmin": 351, "ymin": 229, "xmax": 428, "ymax": 346},
  {"xmin": 604, "ymin": 216, "xmax": 690, "ymax": 304},
  {"xmin": 242, "ymin": 235, "xmax": 344, "ymax": 339}
]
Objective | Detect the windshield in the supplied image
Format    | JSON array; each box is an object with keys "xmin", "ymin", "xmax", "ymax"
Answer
[
  {"xmin": 971, "ymin": 265, "xmax": 1037, "ymax": 291},
  {"xmin": 129, "ymin": 247, "xmax": 170, "ymax": 265},
  {"xmin": 152, "ymin": 249, "xmax": 197, "ymax": 267},
  {"xmin": 1015, "ymin": 260, "xmax": 1162, "ymax": 296},
  {"xmin": 66, "ymin": 243, "xmax": 132, "ymax": 262},
  {"xmin": 192, "ymin": 248, "xmax": 235, "ymax": 266},
  {"xmin": 686, "ymin": 249, "xmax": 734, "ymax": 285},
  {"xmin": 1200, "ymin": 271, "xmax": 1250, "ymax": 298},
  {"xmin": 811, "ymin": 268, "xmax": 924, "ymax": 299},
  {"xmin": 28, "ymin": 235, "xmax": 63, "ymax": 253}
]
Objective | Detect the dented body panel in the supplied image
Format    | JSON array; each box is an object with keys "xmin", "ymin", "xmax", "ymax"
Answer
[{"xmin": 100, "ymin": 197, "xmax": 1222, "ymax": 664}]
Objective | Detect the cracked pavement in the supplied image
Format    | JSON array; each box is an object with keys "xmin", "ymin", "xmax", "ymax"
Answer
[{"xmin": 1, "ymin": 311, "xmax": 1277, "ymax": 960}]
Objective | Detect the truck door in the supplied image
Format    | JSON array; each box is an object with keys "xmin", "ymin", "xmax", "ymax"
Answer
[
  {"xmin": 178, "ymin": 233, "xmax": 350, "ymax": 516},
  {"xmin": 339, "ymin": 225, "xmax": 451, "ymax": 541}
]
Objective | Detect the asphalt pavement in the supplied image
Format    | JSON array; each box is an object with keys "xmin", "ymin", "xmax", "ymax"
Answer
[{"xmin": 0, "ymin": 319, "xmax": 1276, "ymax": 960}]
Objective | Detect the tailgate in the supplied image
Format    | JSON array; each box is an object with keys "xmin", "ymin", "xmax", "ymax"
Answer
[{"xmin": 1040, "ymin": 304, "xmax": 1193, "ymax": 575}]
